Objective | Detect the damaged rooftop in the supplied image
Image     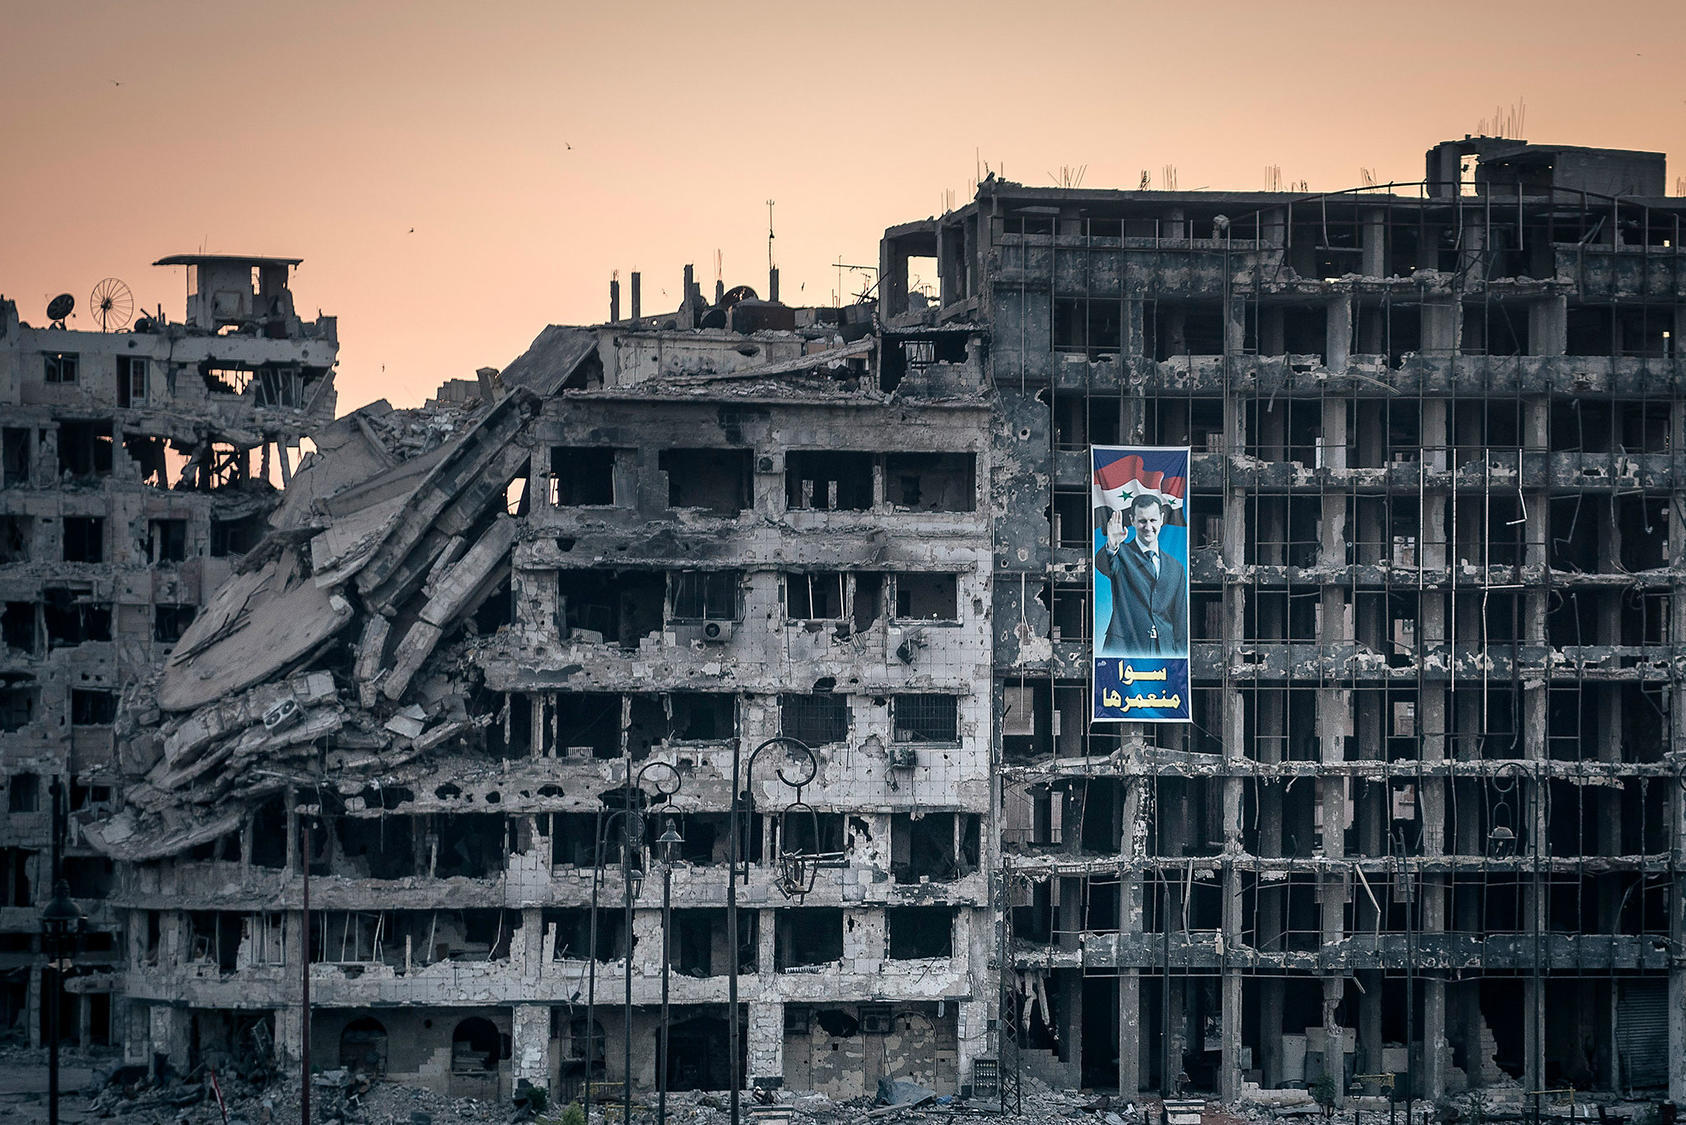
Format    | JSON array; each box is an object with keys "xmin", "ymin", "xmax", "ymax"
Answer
[{"xmin": 0, "ymin": 133, "xmax": 1683, "ymax": 1117}]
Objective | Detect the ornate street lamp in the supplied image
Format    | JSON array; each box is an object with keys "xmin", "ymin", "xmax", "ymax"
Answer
[{"xmin": 725, "ymin": 737, "xmax": 847, "ymax": 1125}]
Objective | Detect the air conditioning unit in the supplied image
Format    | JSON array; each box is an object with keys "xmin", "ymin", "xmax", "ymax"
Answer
[
  {"xmin": 701, "ymin": 620, "xmax": 734, "ymax": 643},
  {"xmin": 860, "ymin": 1007, "xmax": 894, "ymax": 1035},
  {"xmin": 888, "ymin": 744, "xmax": 918, "ymax": 770}
]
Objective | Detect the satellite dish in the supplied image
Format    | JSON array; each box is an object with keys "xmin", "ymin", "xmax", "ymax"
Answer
[
  {"xmin": 90, "ymin": 277, "xmax": 134, "ymax": 332},
  {"xmin": 46, "ymin": 293, "xmax": 74, "ymax": 324}
]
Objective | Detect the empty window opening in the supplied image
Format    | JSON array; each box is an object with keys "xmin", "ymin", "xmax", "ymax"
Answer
[
  {"xmin": 188, "ymin": 911, "xmax": 243, "ymax": 973},
  {"xmin": 201, "ymin": 366, "xmax": 254, "ymax": 396},
  {"xmin": 1052, "ymin": 395, "xmax": 1122, "ymax": 451},
  {"xmin": 779, "ymin": 693, "xmax": 849, "ymax": 746},
  {"xmin": 887, "ymin": 907, "xmax": 953, "ymax": 959},
  {"xmin": 549, "ymin": 447, "xmax": 617, "ymax": 505},
  {"xmin": 1, "ymin": 848, "xmax": 32, "ymax": 907},
  {"xmin": 210, "ymin": 512, "xmax": 265, "ymax": 557},
  {"xmin": 1050, "ymin": 583, "xmax": 1087, "ymax": 641},
  {"xmin": 248, "ymin": 798, "xmax": 288, "ymax": 869},
  {"xmin": 544, "ymin": 907, "xmax": 627, "ymax": 961},
  {"xmin": 893, "ymin": 573, "xmax": 958, "ymax": 621},
  {"xmin": 503, "ymin": 468, "xmax": 529, "ymax": 516},
  {"xmin": 153, "ymin": 604, "xmax": 196, "ymax": 644},
  {"xmin": 556, "ymin": 570, "xmax": 665, "ymax": 647},
  {"xmin": 0, "ymin": 516, "xmax": 29, "ymax": 563},
  {"xmin": 556, "ymin": 694, "xmax": 623, "ymax": 759},
  {"xmin": 851, "ymin": 572, "xmax": 884, "ymax": 632},
  {"xmin": 788, "ymin": 571, "xmax": 847, "ymax": 620},
  {"xmin": 43, "ymin": 352, "xmax": 79, "ymax": 384},
  {"xmin": 1462, "ymin": 301, "xmax": 1527, "ymax": 356},
  {"xmin": 669, "ymin": 570, "xmax": 741, "ymax": 621},
  {"xmin": 0, "ymin": 684, "xmax": 36, "ymax": 732},
  {"xmin": 669, "ymin": 693, "xmax": 734, "ymax": 740},
  {"xmin": 1052, "ymin": 488, "xmax": 1091, "ymax": 547},
  {"xmin": 62, "ymin": 516, "xmax": 103, "ymax": 563},
  {"xmin": 8, "ymin": 773, "xmax": 40, "ymax": 813},
  {"xmin": 146, "ymin": 518, "xmax": 189, "ymax": 563},
  {"xmin": 660, "ymin": 448, "xmax": 752, "ymax": 514},
  {"xmin": 61, "ymin": 856, "xmax": 113, "ymax": 898},
  {"xmin": 883, "ymin": 452, "xmax": 974, "ymax": 511},
  {"xmin": 58, "ymin": 420, "xmax": 113, "ymax": 478},
  {"xmin": 785, "ymin": 451, "xmax": 873, "ymax": 511},
  {"xmin": 2, "ymin": 428, "xmax": 31, "ymax": 487},
  {"xmin": 43, "ymin": 587, "xmax": 111, "ymax": 647},
  {"xmin": 892, "ymin": 694, "xmax": 959, "ymax": 743},
  {"xmin": 1053, "ymin": 298, "xmax": 1124, "ymax": 359},
  {"xmin": 777, "ymin": 812, "xmax": 843, "ymax": 858},
  {"xmin": 892, "ymin": 812, "xmax": 980, "ymax": 883},
  {"xmin": 1148, "ymin": 301, "xmax": 1225, "ymax": 359},
  {"xmin": 435, "ymin": 813, "xmax": 507, "ymax": 878},
  {"xmin": 70, "ymin": 689, "xmax": 116, "ymax": 726},
  {"xmin": 670, "ymin": 908, "xmax": 730, "ymax": 976},
  {"xmin": 334, "ymin": 815, "xmax": 418, "ymax": 879},
  {"xmin": 115, "ymin": 355, "xmax": 147, "ymax": 406},
  {"xmin": 123, "ymin": 434, "xmax": 169, "ymax": 487},
  {"xmin": 775, "ymin": 909, "xmax": 844, "ymax": 970}
]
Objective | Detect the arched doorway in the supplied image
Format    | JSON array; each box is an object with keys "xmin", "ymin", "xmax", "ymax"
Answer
[
  {"xmin": 450, "ymin": 1016, "xmax": 502, "ymax": 1100},
  {"xmin": 338, "ymin": 1016, "xmax": 388, "ymax": 1076}
]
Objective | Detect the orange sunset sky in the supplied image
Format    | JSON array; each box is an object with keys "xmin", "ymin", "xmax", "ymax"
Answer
[{"xmin": 4, "ymin": 1, "xmax": 1683, "ymax": 413}]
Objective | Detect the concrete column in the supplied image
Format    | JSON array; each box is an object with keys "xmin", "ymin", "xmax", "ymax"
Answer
[
  {"xmin": 1361, "ymin": 211, "xmax": 1386, "ymax": 279},
  {"xmin": 958, "ymin": 998, "xmax": 989, "ymax": 1096},
  {"xmin": 747, "ymin": 1001, "xmax": 783, "ymax": 1088},
  {"xmin": 151, "ymin": 1004, "xmax": 191, "ymax": 1074},
  {"xmin": 511, "ymin": 1003, "xmax": 551, "ymax": 1093},
  {"xmin": 1529, "ymin": 296, "xmax": 1567, "ymax": 357},
  {"xmin": 1119, "ymin": 781, "xmax": 1144, "ymax": 1096},
  {"xmin": 1061, "ymin": 970, "xmax": 1084, "ymax": 1087},
  {"xmin": 1326, "ymin": 297, "xmax": 1353, "ymax": 370},
  {"xmin": 1421, "ymin": 300, "xmax": 1460, "ymax": 356}
]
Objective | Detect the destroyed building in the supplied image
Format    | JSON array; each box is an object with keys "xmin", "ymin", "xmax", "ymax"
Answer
[
  {"xmin": 23, "ymin": 133, "xmax": 1685, "ymax": 1111},
  {"xmin": 0, "ymin": 256, "xmax": 337, "ymax": 1047},
  {"xmin": 88, "ymin": 270, "xmax": 997, "ymax": 1101},
  {"xmin": 890, "ymin": 137, "xmax": 1684, "ymax": 1105}
]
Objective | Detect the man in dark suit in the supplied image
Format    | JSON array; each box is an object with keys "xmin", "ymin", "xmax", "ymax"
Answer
[{"xmin": 1095, "ymin": 494, "xmax": 1188, "ymax": 656}]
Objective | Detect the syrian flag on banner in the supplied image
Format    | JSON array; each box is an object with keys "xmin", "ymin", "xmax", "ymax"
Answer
[{"xmin": 1092, "ymin": 448, "xmax": 1187, "ymax": 525}]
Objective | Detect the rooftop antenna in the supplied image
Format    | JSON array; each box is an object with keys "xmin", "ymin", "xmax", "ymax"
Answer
[
  {"xmin": 766, "ymin": 199, "xmax": 776, "ymax": 275},
  {"xmin": 91, "ymin": 278, "xmax": 133, "ymax": 332}
]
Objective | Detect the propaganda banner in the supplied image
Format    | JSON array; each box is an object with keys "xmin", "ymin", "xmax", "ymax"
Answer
[{"xmin": 1091, "ymin": 445, "xmax": 1192, "ymax": 723}]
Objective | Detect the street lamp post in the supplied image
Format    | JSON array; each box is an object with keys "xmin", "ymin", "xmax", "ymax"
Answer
[
  {"xmin": 42, "ymin": 775, "xmax": 83, "ymax": 1125},
  {"xmin": 583, "ymin": 761, "xmax": 681, "ymax": 1124},
  {"xmin": 726, "ymin": 736, "xmax": 834, "ymax": 1125},
  {"xmin": 41, "ymin": 879, "xmax": 83, "ymax": 1125},
  {"xmin": 655, "ymin": 819, "xmax": 683, "ymax": 1125}
]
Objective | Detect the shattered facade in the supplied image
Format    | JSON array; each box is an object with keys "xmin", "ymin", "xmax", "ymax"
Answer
[
  {"xmin": 15, "ymin": 134, "xmax": 1686, "ymax": 1110},
  {"xmin": 880, "ymin": 137, "xmax": 1684, "ymax": 1105},
  {"xmin": 93, "ymin": 277, "xmax": 996, "ymax": 1101},
  {"xmin": 0, "ymin": 256, "xmax": 336, "ymax": 1051}
]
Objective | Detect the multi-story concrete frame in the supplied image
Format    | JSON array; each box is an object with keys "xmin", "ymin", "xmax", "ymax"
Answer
[
  {"xmin": 880, "ymin": 137, "xmax": 1686, "ymax": 1105},
  {"xmin": 0, "ymin": 256, "xmax": 335, "ymax": 1047},
  {"xmin": 98, "ymin": 296, "xmax": 998, "ymax": 1100}
]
